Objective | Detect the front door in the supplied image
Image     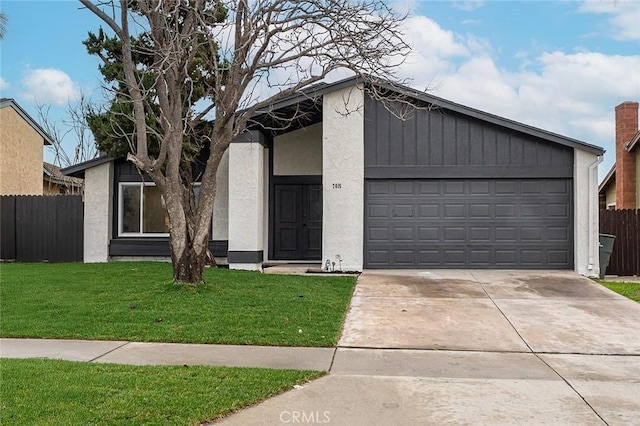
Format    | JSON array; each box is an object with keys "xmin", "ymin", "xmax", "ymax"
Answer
[{"xmin": 273, "ymin": 183, "xmax": 322, "ymax": 260}]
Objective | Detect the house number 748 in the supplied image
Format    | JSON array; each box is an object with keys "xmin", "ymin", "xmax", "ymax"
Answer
[{"xmin": 332, "ymin": 183, "xmax": 342, "ymax": 189}]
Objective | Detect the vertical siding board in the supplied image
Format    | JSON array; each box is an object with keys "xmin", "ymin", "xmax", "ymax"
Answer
[
  {"xmin": 456, "ymin": 117, "xmax": 470, "ymax": 166},
  {"xmin": 389, "ymin": 108, "xmax": 404, "ymax": 165},
  {"xmin": 416, "ymin": 111, "xmax": 429, "ymax": 165},
  {"xmin": 363, "ymin": 98, "xmax": 573, "ymax": 174},
  {"xmin": 523, "ymin": 139, "xmax": 538, "ymax": 166},
  {"xmin": 537, "ymin": 141, "xmax": 552, "ymax": 166},
  {"xmin": 403, "ymin": 114, "xmax": 417, "ymax": 166},
  {"xmin": 430, "ymin": 112, "xmax": 443, "ymax": 166},
  {"xmin": 364, "ymin": 97, "xmax": 378, "ymax": 167},
  {"xmin": 496, "ymin": 132, "xmax": 510, "ymax": 165},
  {"xmin": 442, "ymin": 113, "xmax": 457, "ymax": 165},
  {"xmin": 510, "ymin": 135, "xmax": 524, "ymax": 166},
  {"xmin": 376, "ymin": 103, "xmax": 390, "ymax": 166},
  {"xmin": 469, "ymin": 121, "xmax": 484, "ymax": 165},
  {"xmin": 483, "ymin": 127, "xmax": 497, "ymax": 166}
]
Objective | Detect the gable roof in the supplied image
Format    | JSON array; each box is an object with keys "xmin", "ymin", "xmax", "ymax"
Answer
[
  {"xmin": 598, "ymin": 163, "xmax": 616, "ymax": 194},
  {"xmin": 0, "ymin": 98, "xmax": 54, "ymax": 145},
  {"xmin": 62, "ymin": 75, "xmax": 605, "ymax": 177},
  {"xmin": 627, "ymin": 130, "xmax": 640, "ymax": 152},
  {"xmin": 61, "ymin": 155, "xmax": 113, "ymax": 178},
  {"xmin": 44, "ymin": 162, "xmax": 84, "ymax": 186},
  {"xmin": 256, "ymin": 75, "xmax": 604, "ymax": 155}
]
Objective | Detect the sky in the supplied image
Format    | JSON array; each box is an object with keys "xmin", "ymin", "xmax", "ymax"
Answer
[{"xmin": 1, "ymin": 0, "xmax": 639, "ymax": 180}]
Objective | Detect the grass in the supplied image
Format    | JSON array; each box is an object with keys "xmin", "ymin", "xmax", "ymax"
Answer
[
  {"xmin": 0, "ymin": 358, "xmax": 323, "ymax": 425},
  {"xmin": 598, "ymin": 280, "xmax": 640, "ymax": 302},
  {"xmin": 0, "ymin": 262, "xmax": 356, "ymax": 346}
]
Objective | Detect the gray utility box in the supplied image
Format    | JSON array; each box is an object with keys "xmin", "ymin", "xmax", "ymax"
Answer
[{"xmin": 598, "ymin": 234, "xmax": 616, "ymax": 280}]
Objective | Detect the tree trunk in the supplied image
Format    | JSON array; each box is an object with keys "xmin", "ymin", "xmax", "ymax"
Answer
[{"xmin": 171, "ymin": 239, "xmax": 207, "ymax": 284}]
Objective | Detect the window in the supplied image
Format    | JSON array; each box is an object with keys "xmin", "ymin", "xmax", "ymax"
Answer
[
  {"xmin": 119, "ymin": 183, "xmax": 170, "ymax": 236},
  {"xmin": 118, "ymin": 182, "xmax": 204, "ymax": 237}
]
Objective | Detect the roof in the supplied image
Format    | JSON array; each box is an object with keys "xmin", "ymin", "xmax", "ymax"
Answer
[
  {"xmin": 598, "ymin": 164, "xmax": 616, "ymax": 193},
  {"xmin": 626, "ymin": 130, "xmax": 640, "ymax": 152},
  {"xmin": 61, "ymin": 155, "xmax": 113, "ymax": 178},
  {"xmin": 62, "ymin": 75, "xmax": 606, "ymax": 176},
  {"xmin": 254, "ymin": 75, "xmax": 604, "ymax": 155},
  {"xmin": 0, "ymin": 98, "xmax": 54, "ymax": 145},
  {"xmin": 44, "ymin": 162, "xmax": 84, "ymax": 186}
]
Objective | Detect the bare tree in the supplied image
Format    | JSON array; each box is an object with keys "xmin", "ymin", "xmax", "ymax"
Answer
[
  {"xmin": 37, "ymin": 93, "xmax": 98, "ymax": 168},
  {"xmin": 79, "ymin": 0, "xmax": 410, "ymax": 284},
  {"xmin": 0, "ymin": 12, "xmax": 7, "ymax": 40}
]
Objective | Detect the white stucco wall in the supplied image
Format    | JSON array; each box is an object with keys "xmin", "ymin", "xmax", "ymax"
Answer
[
  {"xmin": 574, "ymin": 149, "xmax": 600, "ymax": 277},
  {"xmin": 228, "ymin": 142, "xmax": 265, "ymax": 271},
  {"xmin": 273, "ymin": 123, "xmax": 323, "ymax": 176},
  {"xmin": 211, "ymin": 150, "xmax": 229, "ymax": 240},
  {"xmin": 84, "ymin": 162, "xmax": 113, "ymax": 262},
  {"xmin": 322, "ymin": 85, "xmax": 365, "ymax": 271}
]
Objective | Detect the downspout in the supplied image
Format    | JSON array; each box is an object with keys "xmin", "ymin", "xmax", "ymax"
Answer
[{"xmin": 588, "ymin": 155, "xmax": 604, "ymax": 273}]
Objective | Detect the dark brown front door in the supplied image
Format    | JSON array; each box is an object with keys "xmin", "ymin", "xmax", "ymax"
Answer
[{"xmin": 273, "ymin": 183, "xmax": 322, "ymax": 260}]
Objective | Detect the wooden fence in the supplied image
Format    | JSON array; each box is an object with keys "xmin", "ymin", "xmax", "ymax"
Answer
[
  {"xmin": 0, "ymin": 195, "xmax": 83, "ymax": 262},
  {"xmin": 599, "ymin": 209, "xmax": 640, "ymax": 276}
]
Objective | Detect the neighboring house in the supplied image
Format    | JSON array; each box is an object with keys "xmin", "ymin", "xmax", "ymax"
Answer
[
  {"xmin": 64, "ymin": 76, "xmax": 605, "ymax": 276},
  {"xmin": 0, "ymin": 98, "xmax": 54, "ymax": 195},
  {"xmin": 599, "ymin": 101, "xmax": 640, "ymax": 210},
  {"xmin": 43, "ymin": 162, "xmax": 84, "ymax": 195}
]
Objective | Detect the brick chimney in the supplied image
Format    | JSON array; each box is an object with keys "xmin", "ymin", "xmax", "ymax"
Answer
[{"xmin": 615, "ymin": 101, "xmax": 638, "ymax": 209}]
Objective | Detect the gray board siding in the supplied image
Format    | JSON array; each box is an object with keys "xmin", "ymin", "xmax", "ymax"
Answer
[
  {"xmin": 364, "ymin": 96, "xmax": 574, "ymax": 179},
  {"xmin": 110, "ymin": 239, "xmax": 228, "ymax": 258}
]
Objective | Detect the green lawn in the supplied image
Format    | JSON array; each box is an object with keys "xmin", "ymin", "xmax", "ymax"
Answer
[
  {"xmin": 599, "ymin": 280, "xmax": 640, "ymax": 302},
  {"xmin": 1, "ymin": 358, "xmax": 323, "ymax": 425},
  {"xmin": 0, "ymin": 262, "xmax": 356, "ymax": 346}
]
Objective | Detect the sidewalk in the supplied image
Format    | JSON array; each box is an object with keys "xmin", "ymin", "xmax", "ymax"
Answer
[{"xmin": 0, "ymin": 338, "xmax": 335, "ymax": 371}]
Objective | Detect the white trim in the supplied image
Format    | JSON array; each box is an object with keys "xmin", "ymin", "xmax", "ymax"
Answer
[
  {"xmin": 117, "ymin": 182, "xmax": 207, "ymax": 237},
  {"xmin": 118, "ymin": 182, "xmax": 170, "ymax": 237}
]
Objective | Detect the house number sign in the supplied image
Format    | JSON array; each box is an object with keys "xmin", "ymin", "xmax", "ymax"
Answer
[{"xmin": 332, "ymin": 183, "xmax": 342, "ymax": 189}]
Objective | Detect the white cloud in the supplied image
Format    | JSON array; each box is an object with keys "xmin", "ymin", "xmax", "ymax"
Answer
[
  {"xmin": 0, "ymin": 77, "xmax": 9, "ymax": 91},
  {"xmin": 392, "ymin": 14, "xmax": 640, "ymax": 179},
  {"xmin": 21, "ymin": 68, "xmax": 80, "ymax": 105},
  {"xmin": 579, "ymin": 0, "xmax": 640, "ymax": 40},
  {"xmin": 453, "ymin": 1, "xmax": 485, "ymax": 12}
]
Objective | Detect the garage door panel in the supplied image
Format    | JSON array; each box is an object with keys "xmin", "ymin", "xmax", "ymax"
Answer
[
  {"xmin": 418, "ymin": 204, "xmax": 439, "ymax": 218},
  {"xmin": 418, "ymin": 227, "xmax": 439, "ymax": 241},
  {"xmin": 418, "ymin": 250, "xmax": 441, "ymax": 265},
  {"xmin": 365, "ymin": 179, "xmax": 573, "ymax": 269},
  {"xmin": 419, "ymin": 181, "xmax": 440, "ymax": 194}
]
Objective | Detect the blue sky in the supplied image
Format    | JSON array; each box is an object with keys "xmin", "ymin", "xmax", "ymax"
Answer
[{"xmin": 1, "ymin": 0, "xmax": 639, "ymax": 179}]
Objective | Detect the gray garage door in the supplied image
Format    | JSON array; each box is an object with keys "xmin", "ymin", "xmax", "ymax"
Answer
[{"xmin": 364, "ymin": 179, "xmax": 573, "ymax": 269}]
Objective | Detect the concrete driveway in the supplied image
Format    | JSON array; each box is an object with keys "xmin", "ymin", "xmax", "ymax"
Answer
[{"xmin": 216, "ymin": 270, "xmax": 640, "ymax": 425}]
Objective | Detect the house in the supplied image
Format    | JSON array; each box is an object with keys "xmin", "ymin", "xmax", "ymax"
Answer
[
  {"xmin": 43, "ymin": 162, "xmax": 84, "ymax": 196},
  {"xmin": 0, "ymin": 98, "xmax": 54, "ymax": 195},
  {"xmin": 599, "ymin": 101, "xmax": 640, "ymax": 210},
  {"xmin": 64, "ymin": 76, "xmax": 605, "ymax": 276}
]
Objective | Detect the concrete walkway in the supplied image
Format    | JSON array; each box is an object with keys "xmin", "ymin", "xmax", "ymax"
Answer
[
  {"xmin": 216, "ymin": 270, "xmax": 640, "ymax": 425},
  {"xmin": 0, "ymin": 339, "xmax": 334, "ymax": 371},
  {"xmin": 3, "ymin": 270, "xmax": 640, "ymax": 425}
]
